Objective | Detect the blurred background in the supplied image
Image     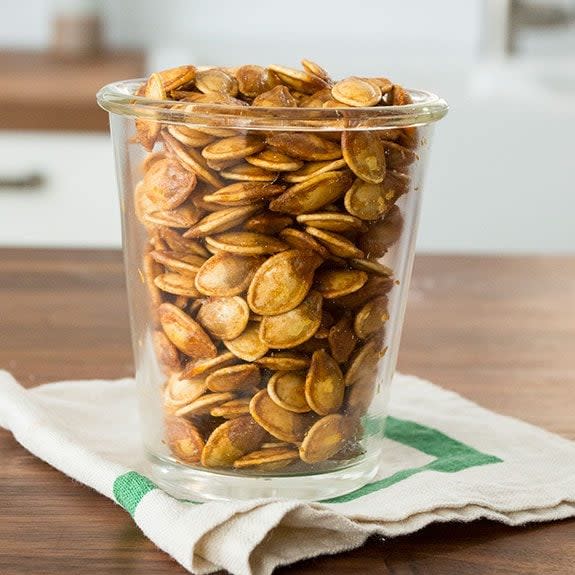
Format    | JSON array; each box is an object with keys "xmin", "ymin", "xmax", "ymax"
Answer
[{"xmin": 1, "ymin": 0, "xmax": 573, "ymax": 252}]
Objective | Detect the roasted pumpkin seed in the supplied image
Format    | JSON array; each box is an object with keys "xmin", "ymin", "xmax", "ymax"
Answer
[
  {"xmin": 196, "ymin": 296, "xmax": 250, "ymax": 340},
  {"xmin": 244, "ymin": 212, "xmax": 293, "ymax": 234},
  {"xmin": 282, "ymin": 159, "xmax": 347, "ymax": 183},
  {"xmin": 203, "ymin": 182, "xmax": 285, "ymax": 206},
  {"xmin": 252, "ymin": 85, "xmax": 298, "ymax": 107},
  {"xmin": 206, "ymin": 363, "xmax": 260, "ymax": 392},
  {"xmin": 245, "ymin": 148, "xmax": 303, "ymax": 172},
  {"xmin": 150, "ymin": 250, "xmax": 207, "ymax": 275},
  {"xmin": 267, "ymin": 132, "xmax": 342, "ymax": 161},
  {"xmin": 305, "ymin": 349, "xmax": 345, "ymax": 415},
  {"xmin": 210, "ymin": 397, "xmax": 252, "ymax": 419},
  {"xmin": 278, "ymin": 228, "xmax": 330, "ymax": 258},
  {"xmin": 180, "ymin": 351, "xmax": 237, "ymax": 379},
  {"xmin": 144, "ymin": 202, "xmax": 202, "ymax": 228},
  {"xmin": 328, "ymin": 313, "xmax": 358, "ymax": 363},
  {"xmin": 354, "ymin": 296, "xmax": 389, "ymax": 339},
  {"xmin": 223, "ymin": 322, "xmax": 269, "ymax": 361},
  {"xmin": 184, "ymin": 204, "xmax": 261, "ymax": 238},
  {"xmin": 315, "ymin": 269, "xmax": 368, "ymax": 299},
  {"xmin": 268, "ymin": 64, "xmax": 328, "ymax": 95},
  {"xmin": 195, "ymin": 68, "xmax": 238, "ymax": 96},
  {"xmin": 350, "ymin": 258, "xmax": 393, "ymax": 277},
  {"xmin": 166, "ymin": 125, "xmax": 215, "ymax": 148},
  {"xmin": 333, "ymin": 275, "xmax": 394, "ymax": 309},
  {"xmin": 154, "ymin": 272, "xmax": 201, "ymax": 297},
  {"xmin": 332, "ymin": 77, "xmax": 381, "ymax": 107},
  {"xmin": 233, "ymin": 446, "xmax": 299, "ymax": 471},
  {"xmin": 164, "ymin": 372, "xmax": 208, "ymax": 410},
  {"xmin": 343, "ymin": 179, "xmax": 392, "ymax": 220},
  {"xmin": 142, "ymin": 158, "xmax": 197, "ymax": 211},
  {"xmin": 344, "ymin": 339, "xmax": 382, "ymax": 387},
  {"xmin": 267, "ymin": 371, "xmax": 310, "ymax": 413},
  {"xmin": 153, "ymin": 330, "xmax": 181, "ymax": 372},
  {"xmin": 255, "ymin": 352, "xmax": 311, "ymax": 371},
  {"xmin": 135, "ymin": 73, "xmax": 165, "ymax": 151},
  {"xmin": 342, "ymin": 131, "xmax": 386, "ymax": 184},
  {"xmin": 296, "ymin": 212, "xmax": 363, "ymax": 233},
  {"xmin": 299, "ymin": 414, "xmax": 347, "ymax": 463},
  {"xmin": 202, "ymin": 134, "xmax": 266, "ymax": 162},
  {"xmin": 176, "ymin": 391, "xmax": 235, "ymax": 418},
  {"xmin": 220, "ymin": 162, "xmax": 279, "ymax": 182},
  {"xmin": 205, "ymin": 232, "xmax": 288, "ymax": 256},
  {"xmin": 357, "ymin": 205, "xmax": 403, "ymax": 257},
  {"xmin": 165, "ymin": 416, "xmax": 204, "ymax": 462},
  {"xmin": 235, "ymin": 65, "xmax": 279, "ymax": 98},
  {"xmin": 157, "ymin": 226, "xmax": 211, "ymax": 257},
  {"xmin": 304, "ymin": 227, "xmax": 364, "ymax": 259}
]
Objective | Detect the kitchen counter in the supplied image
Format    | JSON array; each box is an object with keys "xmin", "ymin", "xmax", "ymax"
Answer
[{"xmin": 0, "ymin": 249, "xmax": 574, "ymax": 574}]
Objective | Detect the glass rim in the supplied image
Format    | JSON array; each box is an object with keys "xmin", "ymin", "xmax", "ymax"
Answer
[{"xmin": 96, "ymin": 78, "xmax": 448, "ymax": 131}]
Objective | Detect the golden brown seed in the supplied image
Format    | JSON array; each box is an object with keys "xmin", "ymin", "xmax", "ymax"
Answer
[
  {"xmin": 315, "ymin": 269, "xmax": 368, "ymax": 299},
  {"xmin": 354, "ymin": 296, "xmax": 388, "ymax": 339},
  {"xmin": 164, "ymin": 373, "xmax": 208, "ymax": 411},
  {"xmin": 259, "ymin": 291, "xmax": 323, "ymax": 349},
  {"xmin": 195, "ymin": 252, "xmax": 265, "ymax": 297},
  {"xmin": 332, "ymin": 77, "xmax": 382, "ymax": 107},
  {"xmin": 269, "ymin": 171, "xmax": 352, "ymax": 215},
  {"xmin": 333, "ymin": 275, "xmax": 394, "ymax": 309},
  {"xmin": 382, "ymin": 140, "xmax": 418, "ymax": 171},
  {"xmin": 184, "ymin": 204, "xmax": 261, "ymax": 238},
  {"xmin": 267, "ymin": 371, "xmax": 311, "ymax": 413},
  {"xmin": 252, "ymin": 85, "xmax": 297, "ymax": 107},
  {"xmin": 279, "ymin": 228, "xmax": 330, "ymax": 259},
  {"xmin": 203, "ymin": 182, "xmax": 285, "ymax": 206},
  {"xmin": 299, "ymin": 87, "xmax": 334, "ymax": 108},
  {"xmin": 150, "ymin": 250, "xmax": 207, "ymax": 275},
  {"xmin": 267, "ymin": 132, "xmax": 342, "ymax": 161},
  {"xmin": 165, "ymin": 416, "xmax": 204, "ymax": 463},
  {"xmin": 141, "ymin": 151, "xmax": 165, "ymax": 173},
  {"xmin": 235, "ymin": 65, "xmax": 279, "ymax": 98},
  {"xmin": 201, "ymin": 415, "xmax": 267, "ymax": 468},
  {"xmin": 205, "ymin": 232, "xmax": 288, "ymax": 256},
  {"xmin": 233, "ymin": 446, "xmax": 299, "ymax": 471},
  {"xmin": 342, "ymin": 131, "xmax": 386, "ymax": 184},
  {"xmin": 305, "ymin": 349, "xmax": 345, "ymax": 416},
  {"xmin": 350, "ymin": 259, "xmax": 393, "ymax": 277},
  {"xmin": 163, "ymin": 132, "xmax": 223, "ymax": 189},
  {"xmin": 344, "ymin": 179, "xmax": 392, "ymax": 220},
  {"xmin": 154, "ymin": 273, "xmax": 201, "ymax": 297},
  {"xmin": 296, "ymin": 212, "xmax": 363, "ymax": 233},
  {"xmin": 180, "ymin": 351, "xmax": 237, "ymax": 379},
  {"xmin": 135, "ymin": 73, "xmax": 165, "ymax": 151},
  {"xmin": 301, "ymin": 59, "xmax": 331, "ymax": 83},
  {"xmin": 158, "ymin": 65, "xmax": 196, "ymax": 92},
  {"xmin": 367, "ymin": 76, "xmax": 393, "ymax": 94},
  {"xmin": 245, "ymin": 149, "xmax": 303, "ymax": 172},
  {"xmin": 210, "ymin": 398, "xmax": 252, "ymax": 419},
  {"xmin": 299, "ymin": 414, "xmax": 347, "ymax": 463},
  {"xmin": 249, "ymin": 389, "xmax": 315, "ymax": 443},
  {"xmin": 344, "ymin": 339, "xmax": 382, "ymax": 387},
  {"xmin": 195, "ymin": 68, "xmax": 238, "ymax": 96},
  {"xmin": 175, "ymin": 391, "xmax": 235, "ymax": 418},
  {"xmin": 223, "ymin": 322, "xmax": 269, "ymax": 362},
  {"xmin": 142, "ymin": 252, "xmax": 163, "ymax": 308},
  {"xmin": 206, "ymin": 363, "xmax": 260, "ymax": 392},
  {"xmin": 304, "ymin": 227, "xmax": 364, "ymax": 259},
  {"xmin": 389, "ymin": 84, "xmax": 413, "ymax": 105},
  {"xmin": 196, "ymin": 296, "xmax": 250, "ymax": 340},
  {"xmin": 157, "ymin": 227, "xmax": 211, "ymax": 257},
  {"xmin": 220, "ymin": 162, "xmax": 279, "ymax": 182},
  {"xmin": 256, "ymin": 352, "xmax": 311, "ymax": 371},
  {"xmin": 159, "ymin": 302, "xmax": 217, "ymax": 359},
  {"xmin": 267, "ymin": 64, "xmax": 328, "ymax": 95},
  {"xmin": 357, "ymin": 205, "xmax": 403, "ymax": 257},
  {"xmin": 328, "ymin": 313, "xmax": 358, "ymax": 363},
  {"xmin": 201, "ymin": 134, "xmax": 266, "ymax": 162},
  {"xmin": 166, "ymin": 125, "xmax": 216, "ymax": 148},
  {"xmin": 144, "ymin": 202, "xmax": 202, "ymax": 228},
  {"xmin": 142, "ymin": 158, "xmax": 197, "ymax": 211},
  {"xmin": 244, "ymin": 212, "xmax": 293, "ymax": 234},
  {"xmin": 154, "ymin": 330, "xmax": 181, "ymax": 372},
  {"xmin": 247, "ymin": 249, "xmax": 323, "ymax": 315},
  {"xmin": 206, "ymin": 157, "xmax": 242, "ymax": 171},
  {"xmin": 283, "ymin": 158, "xmax": 347, "ymax": 183}
]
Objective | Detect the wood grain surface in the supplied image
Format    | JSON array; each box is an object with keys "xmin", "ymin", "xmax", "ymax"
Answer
[{"xmin": 0, "ymin": 249, "xmax": 574, "ymax": 574}]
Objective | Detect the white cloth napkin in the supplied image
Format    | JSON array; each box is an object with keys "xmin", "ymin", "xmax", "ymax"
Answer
[{"xmin": 1, "ymin": 369, "xmax": 574, "ymax": 575}]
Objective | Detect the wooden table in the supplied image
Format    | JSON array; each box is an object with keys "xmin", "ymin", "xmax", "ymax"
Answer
[{"xmin": 1, "ymin": 249, "xmax": 574, "ymax": 574}]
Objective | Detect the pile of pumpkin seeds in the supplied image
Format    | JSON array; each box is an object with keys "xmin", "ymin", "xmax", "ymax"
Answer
[{"xmin": 134, "ymin": 60, "xmax": 418, "ymax": 472}]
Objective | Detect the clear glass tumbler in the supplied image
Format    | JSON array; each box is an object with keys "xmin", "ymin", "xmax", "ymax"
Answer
[{"xmin": 97, "ymin": 76, "xmax": 447, "ymax": 501}]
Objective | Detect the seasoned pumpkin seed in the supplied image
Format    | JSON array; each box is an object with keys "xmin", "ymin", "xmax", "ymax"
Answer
[
  {"xmin": 296, "ymin": 212, "xmax": 363, "ymax": 233},
  {"xmin": 278, "ymin": 228, "xmax": 330, "ymax": 258},
  {"xmin": 350, "ymin": 258, "xmax": 393, "ymax": 277},
  {"xmin": 206, "ymin": 363, "xmax": 260, "ymax": 392},
  {"xmin": 235, "ymin": 65, "xmax": 279, "ymax": 98},
  {"xmin": 203, "ymin": 182, "xmax": 285, "ymax": 206},
  {"xmin": 315, "ymin": 269, "xmax": 368, "ymax": 299},
  {"xmin": 328, "ymin": 313, "xmax": 358, "ymax": 363},
  {"xmin": 354, "ymin": 296, "xmax": 389, "ymax": 339},
  {"xmin": 195, "ymin": 68, "xmax": 238, "ymax": 96},
  {"xmin": 142, "ymin": 158, "xmax": 197, "ymax": 211},
  {"xmin": 150, "ymin": 250, "xmax": 207, "ymax": 275},
  {"xmin": 233, "ymin": 446, "xmax": 299, "ymax": 471},
  {"xmin": 205, "ymin": 232, "xmax": 288, "ymax": 255},
  {"xmin": 223, "ymin": 322, "xmax": 269, "ymax": 361},
  {"xmin": 135, "ymin": 73, "xmax": 165, "ymax": 151},
  {"xmin": 220, "ymin": 162, "xmax": 279, "ymax": 182},
  {"xmin": 210, "ymin": 397, "xmax": 252, "ymax": 419},
  {"xmin": 247, "ymin": 249, "xmax": 323, "ymax": 315},
  {"xmin": 333, "ymin": 275, "xmax": 394, "ymax": 309},
  {"xmin": 299, "ymin": 414, "xmax": 347, "ymax": 463},
  {"xmin": 164, "ymin": 372, "xmax": 208, "ymax": 410},
  {"xmin": 154, "ymin": 272, "xmax": 201, "ymax": 297},
  {"xmin": 344, "ymin": 339, "xmax": 382, "ymax": 387},
  {"xmin": 244, "ymin": 212, "xmax": 293, "ymax": 234},
  {"xmin": 144, "ymin": 202, "xmax": 202, "ymax": 228},
  {"xmin": 201, "ymin": 134, "xmax": 266, "ymax": 162},
  {"xmin": 267, "ymin": 132, "xmax": 342, "ymax": 161},
  {"xmin": 175, "ymin": 391, "xmax": 235, "ymax": 417},
  {"xmin": 259, "ymin": 291, "xmax": 323, "ymax": 349},
  {"xmin": 343, "ymin": 179, "xmax": 392, "ymax": 220},
  {"xmin": 153, "ymin": 330, "xmax": 181, "ymax": 372},
  {"xmin": 255, "ymin": 352, "xmax": 311, "ymax": 371},
  {"xmin": 304, "ymin": 227, "xmax": 364, "ymax": 259},
  {"xmin": 165, "ymin": 416, "xmax": 204, "ymax": 463},
  {"xmin": 282, "ymin": 159, "xmax": 347, "ymax": 183},
  {"xmin": 245, "ymin": 148, "xmax": 303, "ymax": 172},
  {"xmin": 157, "ymin": 226, "xmax": 211, "ymax": 257},
  {"xmin": 166, "ymin": 125, "xmax": 215, "ymax": 148},
  {"xmin": 184, "ymin": 204, "xmax": 261, "ymax": 238},
  {"xmin": 342, "ymin": 131, "xmax": 386, "ymax": 184},
  {"xmin": 180, "ymin": 351, "xmax": 237, "ymax": 379},
  {"xmin": 267, "ymin": 371, "xmax": 310, "ymax": 413},
  {"xmin": 252, "ymin": 85, "xmax": 298, "ymax": 107},
  {"xmin": 196, "ymin": 296, "xmax": 250, "ymax": 340},
  {"xmin": 305, "ymin": 349, "xmax": 345, "ymax": 415},
  {"xmin": 268, "ymin": 64, "xmax": 328, "ymax": 95},
  {"xmin": 332, "ymin": 77, "xmax": 381, "ymax": 107},
  {"xmin": 357, "ymin": 205, "xmax": 403, "ymax": 257}
]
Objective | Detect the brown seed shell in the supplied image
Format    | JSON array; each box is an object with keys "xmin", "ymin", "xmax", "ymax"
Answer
[
  {"xmin": 296, "ymin": 212, "xmax": 363, "ymax": 233},
  {"xmin": 344, "ymin": 339, "xmax": 382, "ymax": 387},
  {"xmin": 267, "ymin": 64, "xmax": 328, "ymax": 95},
  {"xmin": 357, "ymin": 205, "xmax": 403, "ymax": 257},
  {"xmin": 255, "ymin": 352, "xmax": 311, "ymax": 371},
  {"xmin": 333, "ymin": 275, "xmax": 394, "ymax": 308},
  {"xmin": 299, "ymin": 414, "xmax": 347, "ymax": 463},
  {"xmin": 328, "ymin": 313, "xmax": 358, "ymax": 363},
  {"xmin": 157, "ymin": 227, "xmax": 211, "ymax": 257},
  {"xmin": 158, "ymin": 65, "xmax": 196, "ymax": 92},
  {"xmin": 266, "ymin": 132, "xmax": 342, "ymax": 161},
  {"xmin": 315, "ymin": 269, "xmax": 368, "ymax": 299},
  {"xmin": 203, "ymin": 182, "xmax": 285, "ymax": 206},
  {"xmin": 232, "ymin": 446, "xmax": 299, "ymax": 471},
  {"xmin": 196, "ymin": 296, "xmax": 250, "ymax": 340},
  {"xmin": 166, "ymin": 125, "xmax": 216, "ymax": 148},
  {"xmin": 244, "ymin": 212, "xmax": 293, "ymax": 234},
  {"xmin": 180, "ymin": 351, "xmax": 238, "ymax": 379},
  {"xmin": 247, "ymin": 249, "xmax": 323, "ymax": 315},
  {"xmin": 165, "ymin": 416, "xmax": 204, "ymax": 463},
  {"xmin": 249, "ymin": 389, "xmax": 315, "ymax": 443},
  {"xmin": 267, "ymin": 371, "xmax": 311, "ymax": 413},
  {"xmin": 195, "ymin": 252, "xmax": 265, "ymax": 297},
  {"xmin": 206, "ymin": 363, "xmax": 260, "ymax": 393},
  {"xmin": 223, "ymin": 322, "xmax": 269, "ymax": 362},
  {"xmin": 195, "ymin": 68, "xmax": 238, "ymax": 96},
  {"xmin": 175, "ymin": 391, "xmax": 235, "ymax": 418},
  {"xmin": 220, "ymin": 162, "xmax": 279, "ymax": 182},
  {"xmin": 350, "ymin": 259, "xmax": 393, "ymax": 277},
  {"xmin": 144, "ymin": 202, "xmax": 202, "ymax": 228},
  {"xmin": 154, "ymin": 330, "xmax": 181, "ymax": 372},
  {"xmin": 301, "ymin": 59, "xmax": 331, "ymax": 83},
  {"xmin": 154, "ymin": 273, "xmax": 201, "ymax": 297},
  {"xmin": 245, "ymin": 149, "xmax": 303, "ymax": 172},
  {"xmin": 354, "ymin": 296, "xmax": 389, "ymax": 339},
  {"xmin": 205, "ymin": 232, "xmax": 288, "ymax": 256},
  {"xmin": 343, "ymin": 179, "xmax": 392, "ymax": 221},
  {"xmin": 382, "ymin": 140, "xmax": 418, "ymax": 171},
  {"xmin": 164, "ymin": 373, "xmax": 208, "ymax": 410},
  {"xmin": 252, "ymin": 85, "xmax": 298, "ymax": 107},
  {"xmin": 142, "ymin": 252, "xmax": 163, "ymax": 307},
  {"xmin": 201, "ymin": 415, "xmax": 267, "ymax": 468},
  {"xmin": 304, "ymin": 227, "xmax": 364, "ymax": 259},
  {"xmin": 184, "ymin": 204, "xmax": 261, "ymax": 238},
  {"xmin": 159, "ymin": 302, "xmax": 217, "ymax": 359},
  {"xmin": 235, "ymin": 65, "xmax": 279, "ymax": 98},
  {"xmin": 269, "ymin": 171, "xmax": 352, "ymax": 215},
  {"xmin": 305, "ymin": 349, "xmax": 345, "ymax": 415},
  {"xmin": 135, "ymin": 73, "xmax": 165, "ymax": 150},
  {"xmin": 259, "ymin": 291, "xmax": 323, "ymax": 349},
  {"xmin": 210, "ymin": 397, "xmax": 252, "ymax": 419},
  {"xmin": 150, "ymin": 250, "xmax": 207, "ymax": 275},
  {"xmin": 142, "ymin": 158, "xmax": 197, "ymax": 211},
  {"xmin": 201, "ymin": 134, "xmax": 266, "ymax": 162},
  {"xmin": 283, "ymin": 159, "xmax": 347, "ymax": 183},
  {"xmin": 342, "ymin": 131, "xmax": 386, "ymax": 184},
  {"xmin": 279, "ymin": 228, "xmax": 330, "ymax": 259},
  {"xmin": 332, "ymin": 77, "xmax": 381, "ymax": 107}
]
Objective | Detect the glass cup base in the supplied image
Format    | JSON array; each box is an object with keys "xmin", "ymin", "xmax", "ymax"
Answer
[{"xmin": 146, "ymin": 451, "xmax": 381, "ymax": 502}]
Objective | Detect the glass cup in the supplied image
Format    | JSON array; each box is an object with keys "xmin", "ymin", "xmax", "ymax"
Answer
[{"xmin": 97, "ymin": 78, "xmax": 447, "ymax": 501}]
